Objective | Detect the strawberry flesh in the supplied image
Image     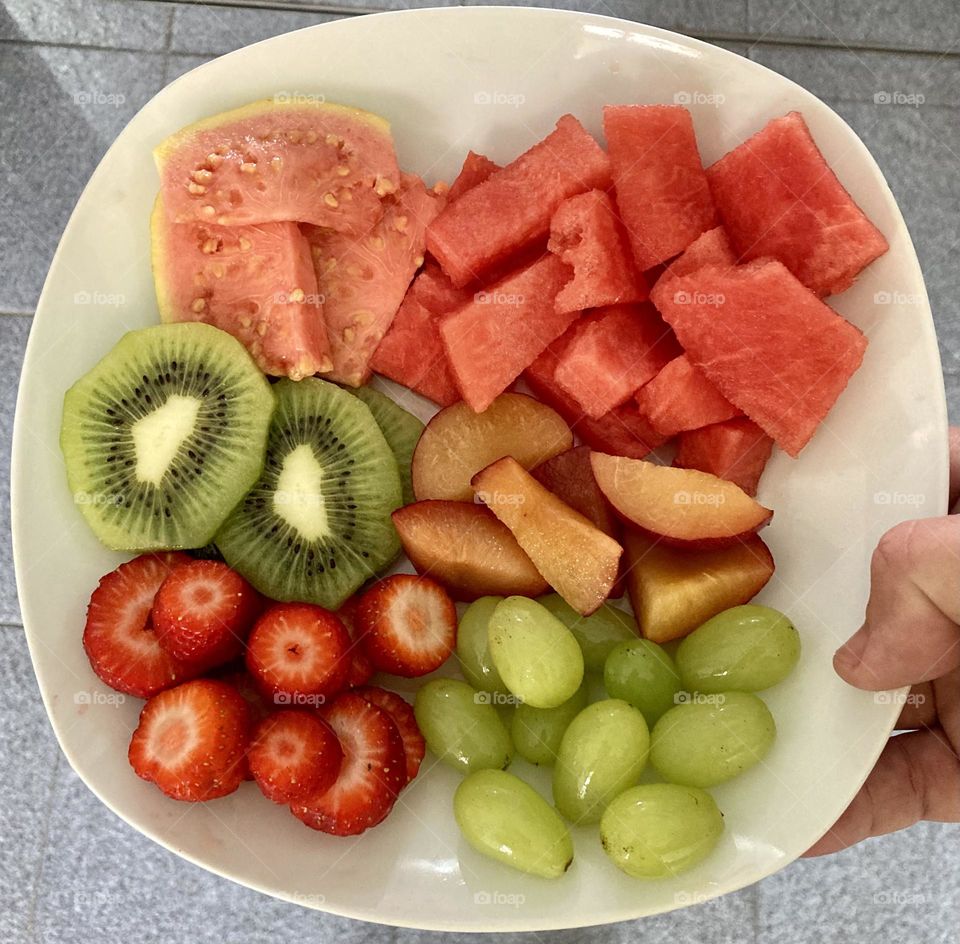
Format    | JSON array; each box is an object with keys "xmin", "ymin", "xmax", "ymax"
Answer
[
  {"xmin": 128, "ymin": 678, "xmax": 250, "ymax": 801},
  {"xmin": 291, "ymin": 691, "xmax": 406, "ymax": 835},
  {"xmin": 355, "ymin": 686, "xmax": 425, "ymax": 786},
  {"xmin": 83, "ymin": 552, "xmax": 197, "ymax": 698},
  {"xmin": 337, "ymin": 598, "xmax": 376, "ymax": 689}
]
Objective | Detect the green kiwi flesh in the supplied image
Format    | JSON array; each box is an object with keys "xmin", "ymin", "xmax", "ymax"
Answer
[
  {"xmin": 350, "ymin": 386, "xmax": 424, "ymax": 505},
  {"xmin": 215, "ymin": 377, "xmax": 402, "ymax": 608},
  {"xmin": 60, "ymin": 322, "xmax": 274, "ymax": 551}
]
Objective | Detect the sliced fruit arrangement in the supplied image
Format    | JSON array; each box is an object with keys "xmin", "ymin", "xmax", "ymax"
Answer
[{"xmin": 65, "ymin": 94, "xmax": 883, "ymax": 881}]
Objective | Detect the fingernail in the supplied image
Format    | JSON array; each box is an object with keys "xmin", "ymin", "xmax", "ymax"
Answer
[{"xmin": 834, "ymin": 628, "xmax": 869, "ymax": 675}]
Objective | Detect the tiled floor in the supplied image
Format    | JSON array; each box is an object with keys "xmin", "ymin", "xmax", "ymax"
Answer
[{"xmin": 2, "ymin": 2, "xmax": 959, "ymax": 942}]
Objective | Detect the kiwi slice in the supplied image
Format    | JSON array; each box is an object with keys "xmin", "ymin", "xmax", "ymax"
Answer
[
  {"xmin": 215, "ymin": 377, "xmax": 402, "ymax": 608},
  {"xmin": 60, "ymin": 323, "xmax": 274, "ymax": 551},
  {"xmin": 351, "ymin": 386, "xmax": 424, "ymax": 505}
]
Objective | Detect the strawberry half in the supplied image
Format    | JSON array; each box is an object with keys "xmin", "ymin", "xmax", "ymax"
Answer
[
  {"xmin": 357, "ymin": 574, "xmax": 457, "ymax": 677},
  {"xmin": 152, "ymin": 560, "xmax": 260, "ymax": 672},
  {"xmin": 83, "ymin": 552, "xmax": 196, "ymax": 698},
  {"xmin": 290, "ymin": 691, "xmax": 406, "ymax": 836},
  {"xmin": 338, "ymin": 598, "xmax": 375, "ymax": 689},
  {"xmin": 245, "ymin": 603, "xmax": 351, "ymax": 708},
  {"xmin": 248, "ymin": 709, "xmax": 343, "ymax": 804},
  {"xmin": 355, "ymin": 686, "xmax": 425, "ymax": 786},
  {"xmin": 128, "ymin": 678, "xmax": 250, "ymax": 801}
]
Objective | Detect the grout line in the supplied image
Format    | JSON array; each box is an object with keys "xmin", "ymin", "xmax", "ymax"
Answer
[
  {"xmin": 1, "ymin": 624, "xmax": 26, "ymax": 631},
  {"xmin": 0, "ymin": 36, "xmax": 168, "ymax": 57},
  {"xmin": 23, "ymin": 751, "xmax": 63, "ymax": 941},
  {"xmin": 0, "ymin": 310, "xmax": 34, "ymax": 318}
]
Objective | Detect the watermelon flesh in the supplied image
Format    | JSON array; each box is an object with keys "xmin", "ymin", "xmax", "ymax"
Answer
[
  {"xmin": 150, "ymin": 198, "xmax": 331, "ymax": 379},
  {"xmin": 548, "ymin": 190, "xmax": 648, "ymax": 313},
  {"xmin": 553, "ymin": 304, "xmax": 680, "ymax": 419},
  {"xmin": 664, "ymin": 226, "xmax": 737, "ymax": 280},
  {"xmin": 306, "ymin": 172, "xmax": 443, "ymax": 386},
  {"xmin": 604, "ymin": 105, "xmax": 716, "ymax": 271},
  {"xmin": 447, "ymin": 151, "xmax": 500, "ymax": 202},
  {"xmin": 410, "ymin": 260, "xmax": 473, "ymax": 314},
  {"xmin": 155, "ymin": 100, "xmax": 400, "ymax": 232},
  {"xmin": 651, "ymin": 260, "xmax": 867, "ymax": 456},
  {"xmin": 524, "ymin": 330, "xmax": 667, "ymax": 459},
  {"xmin": 674, "ymin": 418, "xmax": 774, "ymax": 497},
  {"xmin": 634, "ymin": 353, "xmax": 741, "ymax": 437},
  {"xmin": 427, "ymin": 115, "xmax": 612, "ymax": 287},
  {"xmin": 706, "ymin": 111, "xmax": 888, "ymax": 296},
  {"xmin": 440, "ymin": 254, "xmax": 575, "ymax": 412}
]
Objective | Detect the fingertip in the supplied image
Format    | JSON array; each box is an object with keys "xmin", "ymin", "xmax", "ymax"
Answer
[{"xmin": 833, "ymin": 628, "xmax": 868, "ymax": 684}]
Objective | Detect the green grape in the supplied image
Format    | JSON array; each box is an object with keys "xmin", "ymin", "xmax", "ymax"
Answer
[
  {"xmin": 454, "ymin": 769, "xmax": 573, "ymax": 878},
  {"xmin": 553, "ymin": 699, "xmax": 649, "ymax": 824},
  {"xmin": 676, "ymin": 604, "xmax": 801, "ymax": 693},
  {"xmin": 511, "ymin": 683, "xmax": 589, "ymax": 766},
  {"xmin": 488, "ymin": 597, "xmax": 584, "ymax": 709},
  {"xmin": 456, "ymin": 596, "xmax": 508, "ymax": 692},
  {"xmin": 603, "ymin": 639, "xmax": 682, "ymax": 726},
  {"xmin": 414, "ymin": 678, "xmax": 513, "ymax": 775},
  {"xmin": 600, "ymin": 783, "xmax": 724, "ymax": 879},
  {"xmin": 539, "ymin": 593, "xmax": 637, "ymax": 672},
  {"xmin": 650, "ymin": 691, "xmax": 775, "ymax": 788}
]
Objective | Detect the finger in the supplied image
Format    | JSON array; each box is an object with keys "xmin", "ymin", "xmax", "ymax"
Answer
[
  {"xmin": 834, "ymin": 517, "xmax": 960, "ymax": 690},
  {"xmin": 803, "ymin": 726, "xmax": 960, "ymax": 856},
  {"xmin": 895, "ymin": 682, "xmax": 936, "ymax": 730},
  {"xmin": 951, "ymin": 426, "xmax": 960, "ymax": 511}
]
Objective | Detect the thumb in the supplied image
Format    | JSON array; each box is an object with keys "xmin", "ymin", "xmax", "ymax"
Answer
[{"xmin": 834, "ymin": 516, "xmax": 960, "ymax": 690}]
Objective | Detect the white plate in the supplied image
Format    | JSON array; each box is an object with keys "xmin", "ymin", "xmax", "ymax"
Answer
[{"xmin": 11, "ymin": 6, "xmax": 949, "ymax": 932}]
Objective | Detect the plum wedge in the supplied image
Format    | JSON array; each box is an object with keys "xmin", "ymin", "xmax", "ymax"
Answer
[
  {"xmin": 590, "ymin": 453, "xmax": 772, "ymax": 549},
  {"xmin": 471, "ymin": 457, "xmax": 623, "ymax": 616}
]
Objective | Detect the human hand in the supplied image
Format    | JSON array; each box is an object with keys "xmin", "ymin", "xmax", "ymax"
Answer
[{"xmin": 804, "ymin": 427, "xmax": 960, "ymax": 856}]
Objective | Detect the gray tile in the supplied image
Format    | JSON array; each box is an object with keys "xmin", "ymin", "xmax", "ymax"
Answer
[
  {"xmin": 162, "ymin": 53, "xmax": 209, "ymax": 85},
  {"xmin": 1, "ymin": 317, "xmax": 31, "ymax": 626},
  {"xmin": 169, "ymin": 4, "xmax": 343, "ymax": 56},
  {"xmin": 757, "ymin": 823, "xmax": 960, "ymax": 943},
  {"xmin": 0, "ymin": 44, "xmax": 166, "ymax": 312},
  {"xmin": 748, "ymin": 0, "xmax": 960, "ymax": 53},
  {"xmin": 0, "ymin": 626, "xmax": 61, "ymax": 943},
  {"xmin": 0, "ymin": 0, "xmax": 172, "ymax": 50}
]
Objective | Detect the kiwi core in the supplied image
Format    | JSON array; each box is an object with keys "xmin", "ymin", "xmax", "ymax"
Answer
[
  {"xmin": 131, "ymin": 394, "xmax": 202, "ymax": 486},
  {"xmin": 273, "ymin": 444, "xmax": 330, "ymax": 540}
]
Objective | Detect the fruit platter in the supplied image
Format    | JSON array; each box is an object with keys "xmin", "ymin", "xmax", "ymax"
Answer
[{"xmin": 10, "ymin": 7, "xmax": 948, "ymax": 932}]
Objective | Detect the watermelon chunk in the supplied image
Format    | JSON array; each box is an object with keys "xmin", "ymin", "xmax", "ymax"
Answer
[
  {"xmin": 664, "ymin": 226, "xmax": 737, "ymax": 280},
  {"xmin": 674, "ymin": 418, "xmax": 774, "ymax": 497},
  {"xmin": 440, "ymin": 254, "xmax": 575, "ymax": 412},
  {"xmin": 427, "ymin": 115, "xmax": 612, "ymax": 287},
  {"xmin": 410, "ymin": 260, "xmax": 473, "ymax": 314},
  {"xmin": 151, "ymin": 198, "xmax": 331, "ymax": 380},
  {"xmin": 524, "ymin": 330, "xmax": 667, "ymax": 459},
  {"xmin": 447, "ymin": 151, "xmax": 500, "ymax": 202},
  {"xmin": 706, "ymin": 111, "xmax": 889, "ymax": 296},
  {"xmin": 306, "ymin": 173, "xmax": 443, "ymax": 386},
  {"xmin": 548, "ymin": 190, "xmax": 647, "ymax": 312},
  {"xmin": 155, "ymin": 99, "xmax": 399, "ymax": 232},
  {"xmin": 651, "ymin": 260, "xmax": 867, "ymax": 456},
  {"xmin": 604, "ymin": 105, "xmax": 716, "ymax": 271},
  {"xmin": 634, "ymin": 354, "xmax": 741, "ymax": 437},
  {"xmin": 553, "ymin": 304, "xmax": 680, "ymax": 419}
]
